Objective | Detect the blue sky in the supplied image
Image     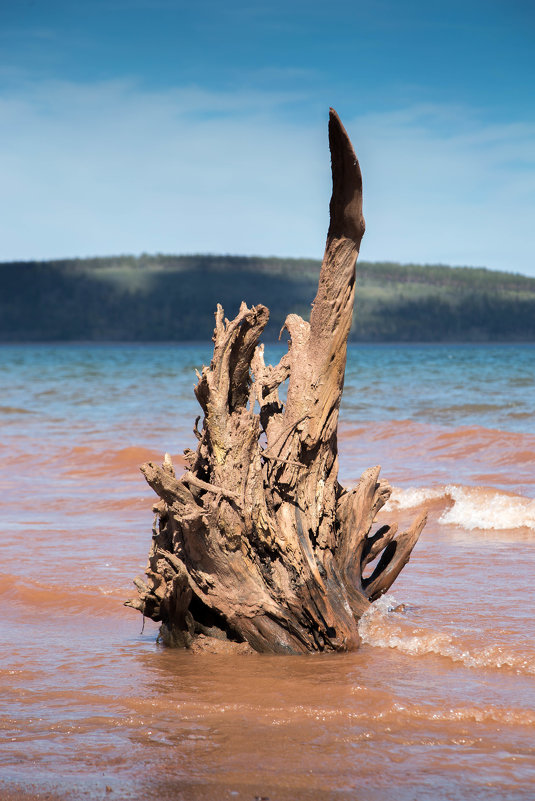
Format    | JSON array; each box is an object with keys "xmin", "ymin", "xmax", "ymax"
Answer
[{"xmin": 1, "ymin": 0, "xmax": 534, "ymax": 274}]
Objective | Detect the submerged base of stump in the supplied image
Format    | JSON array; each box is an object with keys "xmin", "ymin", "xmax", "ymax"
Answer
[{"xmin": 126, "ymin": 109, "xmax": 426, "ymax": 654}]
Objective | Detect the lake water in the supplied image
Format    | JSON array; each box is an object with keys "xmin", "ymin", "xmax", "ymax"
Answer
[{"xmin": 1, "ymin": 342, "xmax": 535, "ymax": 800}]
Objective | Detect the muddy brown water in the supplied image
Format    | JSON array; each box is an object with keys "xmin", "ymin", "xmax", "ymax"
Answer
[{"xmin": 1, "ymin": 344, "xmax": 535, "ymax": 800}]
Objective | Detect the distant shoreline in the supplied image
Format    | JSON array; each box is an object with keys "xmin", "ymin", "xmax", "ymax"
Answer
[{"xmin": 2, "ymin": 254, "xmax": 535, "ymax": 343}]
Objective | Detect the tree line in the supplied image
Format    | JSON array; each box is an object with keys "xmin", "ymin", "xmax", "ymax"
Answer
[{"xmin": 1, "ymin": 254, "xmax": 534, "ymax": 342}]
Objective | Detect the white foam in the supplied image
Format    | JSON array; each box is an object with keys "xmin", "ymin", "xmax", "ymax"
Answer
[
  {"xmin": 358, "ymin": 597, "xmax": 535, "ymax": 675},
  {"xmin": 384, "ymin": 486, "xmax": 446, "ymax": 510},
  {"xmin": 384, "ymin": 484, "xmax": 535, "ymax": 531},
  {"xmin": 438, "ymin": 485, "xmax": 535, "ymax": 531}
]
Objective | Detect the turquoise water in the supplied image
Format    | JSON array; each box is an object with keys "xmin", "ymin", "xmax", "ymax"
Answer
[
  {"xmin": 342, "ymin": 343, "xmax": 535, "ymax": 432},
  {"xmin": 2, "ymin": 342, "xmax": 534, "ymax": 495},
  {"xmin": 2, "ymin": 341, "xmax": 534, "ymax": 434}
]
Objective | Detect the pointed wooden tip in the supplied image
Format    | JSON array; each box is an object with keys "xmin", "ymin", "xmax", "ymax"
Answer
[{"xmin": 327, "ymin": 108, "xmax": 365, "ymax": 244}]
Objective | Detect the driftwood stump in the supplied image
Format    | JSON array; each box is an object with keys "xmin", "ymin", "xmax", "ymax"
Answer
[{"xmin": 126, "ymin": 109, "xmax": 426, "ymax": 653}]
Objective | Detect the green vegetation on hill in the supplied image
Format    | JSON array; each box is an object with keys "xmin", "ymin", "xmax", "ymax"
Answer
[{"xmin": 1, "ymin": 253, "xmax": 535, "ymax": 342}]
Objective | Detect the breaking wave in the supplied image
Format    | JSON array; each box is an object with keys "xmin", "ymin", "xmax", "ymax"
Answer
[
  {"xmin": 384, "ymin": 484, "xmax": 535, "ymax": 531},
  {"xmin": 359, "ymin": 595, "xmax": 535, "ymax": 675}
]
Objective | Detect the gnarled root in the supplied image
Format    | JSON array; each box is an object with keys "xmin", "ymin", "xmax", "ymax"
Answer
[{"xmin": 126, "ymin": 109, "xmax": 425, "ymax": 653}]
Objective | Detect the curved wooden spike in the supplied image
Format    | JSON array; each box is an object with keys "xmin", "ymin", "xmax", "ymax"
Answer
[
  {"xmin": 336, "ymin": 467, "xmax": 390, "ymax": 577},
  {"xmin": 361, "ymin": 523, "xmax": 399, "ymax": 569},
  {"xmin": 327, "ymin": 108, "xmax": 365, "ymax": 244},
  {"xmin": 300, "ymin": 111, "xmax": 366, "ymax": 448},
  {"xmin": 364, "ymin": 512, "xmax": 427, "ymax": 602}
]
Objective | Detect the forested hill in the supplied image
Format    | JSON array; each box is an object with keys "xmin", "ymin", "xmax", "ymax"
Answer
[{"xmin": 1, "ymin": 253, "xmax": 535, "ymax": 342}]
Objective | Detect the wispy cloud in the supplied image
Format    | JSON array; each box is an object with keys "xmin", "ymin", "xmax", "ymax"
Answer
[
  {"xmin": 350, "ymin": 104, "xmax": 535, "ymax": 271},
  {"xmin": 1, "ymin": 79, "xmax": 534, "ymax": 274}
]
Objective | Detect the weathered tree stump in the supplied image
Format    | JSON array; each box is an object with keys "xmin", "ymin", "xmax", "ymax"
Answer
[{"xmin": 126, "ymin": 109, "xmax": 426, "ymax": 653}]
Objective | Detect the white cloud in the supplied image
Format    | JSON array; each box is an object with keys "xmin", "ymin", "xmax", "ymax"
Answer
[{"xmin": 0, "ymin": 79, "xmax": 534, "ymax": 275}]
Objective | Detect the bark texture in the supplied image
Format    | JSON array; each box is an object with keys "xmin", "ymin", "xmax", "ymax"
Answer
[{"xmin": 126, "ymin": 109, "xmax": 426, "ymax": 653}]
